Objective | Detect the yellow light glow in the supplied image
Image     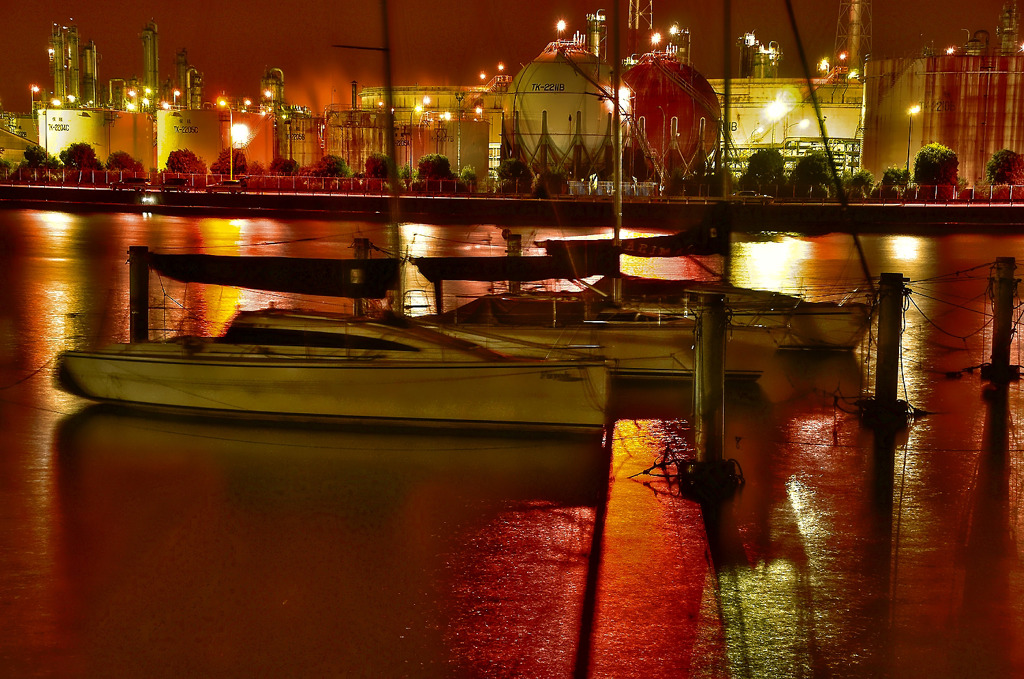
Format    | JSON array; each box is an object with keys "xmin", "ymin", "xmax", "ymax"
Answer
[
  {"xmin": 651, "ymin": 32, "xmax": 662, "ymax": 46},
  {"xmin": 141, "ymin": 98, "xmax": 149, "ymax": 106},
  {"xmin": 798, "ymin": 118, "xmax": 810, "ymax": 129},
  {"xmin": 818, "ymin": 58, "xmax": 830, "ymax": 73},
  {"xmin": 128, "ymin": 89, "xmax": 137, "ymax": 97},
  {"xmin": 838, "ymin": 51, "xmax": 847, "ymax": 61},
  {"xmin": 161, "ymin": 101, "xmax": 170, "ymax": 110},
  {"xmin": 30, "ymin": 85, "xmax": 40, "ymax": 93},
  {"xmin": 66, "ymin": 94, "xmax": 76, "ymax": 103},
  {"xmin": 442, "ymin": 111, "xmax": 452, "ymax": 121},
  {"xmin": 126, "ymin": 102, "xmax": 136, "ymax": 111},
  {"xmin": 618, "ymin": 86, "xmax": 631, "ymax": 114},
  {"xmin": 264, "ymin": 89, "xmax": 273, "ymax": 98},
  {"xmin": 145, "ymin": 87, "xmax": 152, "ymax": 94},
  {"xmin": 50, "ymin": 98, "xmax": 62, "ymax": 107},
  {"xmin": 230, "ymin": 123, "xmax": 249, "ymax": 144},
  {"xmin": 415, "ymin": 104, "xmax": 423, "ymax": 113},
  {"xmin": 422, "ymin": 96, "xmax": 431, "ymax": 106},
  {"xmin": 475, "ymin": 106, "xmax": 483, "ymax": 115},
  {"xmin": 890, "ymin": 235, "xmax": 921, "ymax": 261},
  {"xmin": 498, "ymin": 62, "xmax": 505, "ymax": 72},
  {"xmin": 908, "ymin": 104, "xmax": 921, "ymax": 115},
  {"xmin": 669, "ymin": 24, "xmax": 679, "ymax": 36},
  {"xmin": 556, "ymin": 19, "xmax": 567, "ymax": 33},
  {"xmin": 243, "ymin": 98, "xmax": 251, "ymax": 106},
  {"xmin": 218, "ymin": 99, "xmax": 227, "ymax": 107},
  {"xmin": 173, "ymin": 89, "xmax": 181, "ymax": 97},
  {"xmin": 946, "ymin": 46, "xmax": 956, "ymax": 55},
  {"xmin": 765, "ymin": 99, "xmax": 787, "ymax": 121},
  {"xmin": 479, "ymin": 71, "xmax": 487, "ymax": 80}
]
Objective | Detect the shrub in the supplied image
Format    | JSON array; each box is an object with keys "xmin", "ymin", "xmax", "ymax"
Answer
[
  {"xmin": 365, "ymin": 152, "xmax": 392, "ymax": 179},
  {"xmin": 59, "ymin": 142, "xmax": 103, "ymax": 170},
  {"xmin": 790, "ymin": 150, "xmax": 832, "ymax": 192},
  {"xmin": 165, "ymin": 149, "xmax": 207, "ymax": 174},
  {"xmin": 985, "ymin": 149, "xmax": 1024, "ymax": 185},
  {"xmin": 269, "ymin": 157, "xmax": 299, "ymax": 176},
  {"xmin": 210, "ymin": 148, "xmax": 248, "ymax": 175},
  {"xmin": 106, "ymin": 151, "xmax": 144, "ymax": 172},
  {"xmin": 458, "ymin": 165, "xmax": 477, "ymax": 184},
  {"xmin": 302, "ymin": 155, "xmax": 352, "ymax": 178},
  {"xmin": 913, "ymin": 143, "xmax": 958, "ymax": 186},
  {"xmin": 881, "ymin": 166, "xmax": 911, "ymax": 185},
  {"xmin": 740, "ymin": 148, "xmax": 784, "ymax": 189},
  {"xmin": 417, "ymin": 153, "xmax": 453, "ymax": 181}
]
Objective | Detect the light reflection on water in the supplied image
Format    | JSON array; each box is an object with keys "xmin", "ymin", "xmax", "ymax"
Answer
[{"xmin": 1, "ymin": 210, "xmax": 1024, "ymax": 676}]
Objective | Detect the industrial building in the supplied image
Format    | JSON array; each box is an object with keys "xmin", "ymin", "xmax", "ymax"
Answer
[{"xmin": 5, "ymin": 2, "xmax": 1024, "ymax": 191}]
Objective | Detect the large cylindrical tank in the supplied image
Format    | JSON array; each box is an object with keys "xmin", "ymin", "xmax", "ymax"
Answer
[
  {"xmin": 623, "ymin": 52, "xmax": 721, "ymax": 179},
  {"xmin": 278, "ymin": 113, "xmax": 322, "ymax": 168},
  {"xmin": 503, "ymin": 41, "xmax": 616, "ymax": 178}
]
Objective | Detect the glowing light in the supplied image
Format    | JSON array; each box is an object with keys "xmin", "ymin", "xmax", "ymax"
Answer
[
  {"xmin": 230, "ymin": 123, "xmax": 249, "ymax": 144},
  {"xmin": 669, "ymin": 24, "xmax": 679, "ymax": 36},
  {"xmin": 218, "ymin": 99, "xmax": 227, "ymax": 107},
  {"xmin": 946, "ymin": 46, "xmax": 956, "ymax": 55},
  {"xmin": 126, "ymin": 102, "xmax": 136, "ymax": 111},
  {"xmin": 818, "ymin": 58, "xmax": 830, "ymax": 73},
  {"xmin": 908, "ymin": 104, "xmax": 921, "ymax": 115},
  {"xmin": 618, "ymin": 86, "xmax": 631, "ymax": 114},
  {"xmin": 141, "ymin": 98, "xmax": 149, "ymax": 106},
  {"xmin": 264, "ymin": 89, "xmax": 273, "ymax": 98},
  {"xmin": 66, "ymin": 94, "xmax": 76, "ymax": 103},
  {"xmin": 498, "ymin": 62, "xmax": 505, "ymax": 72},
  {"xmin": 442, "ymin": 111, "xmax": 452, "ymax": 121},
  {"xmin": 556, "ymin": 19, "xmax": 567, "ymax": 34},
  {"xmin": 765, "ymin": 98, "xmax": 787, "ymax": 121},
  {"xmin": 479, "ymin": 71, "xmax": 487, "ymax": 80},
  {"xmin": 30, "ymin": 85, "xmax": 40, "ymax": 93},
  {"xmin": 414, "ymin": 104, "xmax": 423, "ymax": 113},
  {"xmin": 378, "ymin": 100, "xmax": 384, "ymax": 107},
  {"xmin": 798, "ymin": 118, "xmax": 810, "ymax": 129},
  {"xmin": 651, "ymin": 32, "xmax": 662, "ymax": 46},
  {"xmin": 50, "ymin": 98, "xmax": 62, "ymax": 107},
  {"xmin": 838, "ymin": 51, "xmax": 847, "ymax": 61},
  {"xmin": 890, "ymin": 235, "xmax": 921, "ymax": 261},
  {"xmin": 243, "ymin": 98, "xmax": 251, "ymax": 106},
  {"xmin": 422, "ymin": 95, "xmax": 431, "ymax": 106},
  {"xmin": 128, "ymin": 89, "xmax": 137, "ymax": 97},
  {"xmin": 144, "ymin": 87, "xmax": 152, "ymax": 95},
  {"xmin": 173, "ymin": 89, "xmax": 181, "ymax": 97},
  {"xmin": 161, "ymin": 101, "xmax": 170, "ymax": 110},
  {"xmin": 475, "ymin": 106, "xmax": 483, "ymax": 115}
]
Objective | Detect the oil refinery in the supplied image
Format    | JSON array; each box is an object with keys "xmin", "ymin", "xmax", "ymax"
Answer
[{"xmin": 3, "ymin": 2, "xmax": 1024, "ymax": 187}]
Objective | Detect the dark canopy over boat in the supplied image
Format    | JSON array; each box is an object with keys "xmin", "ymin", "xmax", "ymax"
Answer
[{"xmin": 148, "ymin": 253, "xmax": 400, "ymax": 298}]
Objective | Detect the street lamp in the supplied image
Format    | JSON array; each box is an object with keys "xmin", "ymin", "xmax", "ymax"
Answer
[
  {"xmin": 557, "ymin": 19, "xmax": 566, "ymax": 38},
  {"xmin": 30, "ymin": 85, "xmax": 39, "ymax": 112},
  {"xmin": 906, "ymin": 104, "xmax": 921, "ymax": 173}
]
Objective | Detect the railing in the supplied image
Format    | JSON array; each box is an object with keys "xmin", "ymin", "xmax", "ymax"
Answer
[{"xmin": 6, "ymin": 168, "xmax": 1024, "ymax": 206}]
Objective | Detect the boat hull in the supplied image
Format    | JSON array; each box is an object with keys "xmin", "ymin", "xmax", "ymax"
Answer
[
  {"xmin": 427, "ymin": 321, "xmax": 775, "ymax": 380},
  {"xmin": 57, "ymin": 343, "xmax": 609, "ymax": 430}
]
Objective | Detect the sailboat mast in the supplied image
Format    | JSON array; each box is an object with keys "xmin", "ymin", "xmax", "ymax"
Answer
[{"xmin": 612, "ymin": 1, "xmax": 623, "ymax": 305}]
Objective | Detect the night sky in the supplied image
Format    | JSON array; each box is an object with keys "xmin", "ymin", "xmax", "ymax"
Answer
[{"xmin": 1, "ymin": 0, "xmax": 1012, "ymax": 115}]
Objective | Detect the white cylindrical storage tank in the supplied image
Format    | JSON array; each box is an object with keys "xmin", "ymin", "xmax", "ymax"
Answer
[
  {"xmin": 156, "ymin": 108, "xmax": 222, "ymax": 170},
  {"xmin": 503, "ymin": 40, "xmax": 616, "ymax": 178},
  {"xmin": 277, "ymin": 114, "xmax": 322, "ymax": 168},
  {"xmin": 38, "ymin": 108, "xmax": 109, "ymax": 158}
]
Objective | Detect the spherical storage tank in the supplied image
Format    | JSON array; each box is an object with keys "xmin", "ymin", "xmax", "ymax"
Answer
[
  {"xmin": 504, "ymin": 41, "xmax": 616, "ymax": 178},
  {"xmin": 622, "ymin": 53, "xmax": 721, "ymax": 179}
]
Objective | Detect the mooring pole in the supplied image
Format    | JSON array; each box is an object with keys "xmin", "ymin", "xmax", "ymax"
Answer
[
  {"xmin": 984, "ymin": 257, "xmax": 1018, "ymax": 383},
  {"xmin": 353, "ymin": 237, "xmax": 370, "ymax": 317},
  {"xmin": 506, "ymin": 232, "xmax": 522, "ymax": 295},
  {"xmin": 694, "ymin": 293, "xmax": 726, "ymax": 464},
  {"xmin": 128, "ymin": 246, "xmax": 149, "ymax": 343},
  {"xmin": 874, "ymin": 272, "xmax": 908, "ymax": 415}
]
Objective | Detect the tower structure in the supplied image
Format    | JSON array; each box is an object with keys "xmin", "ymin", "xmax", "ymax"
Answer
[
  {"xmin": 998, "ymin": 1, "xmax": 1019, "ymax": 55},
  {"xmin": 141, "ymin": 21, "xmax": 159, "ymax": 105},
  {"xmin": 835, "ymin": 0, "xmax": 872, "ymax": 78},
  {"xmin": 627, "ymin": 0, "xmax": 653, "ymax": 57}
]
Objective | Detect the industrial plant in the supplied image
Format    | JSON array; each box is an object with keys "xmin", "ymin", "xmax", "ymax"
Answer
[{"xmin": 2, "ymin": 1, "xmax": 1024, "ymax": 187}]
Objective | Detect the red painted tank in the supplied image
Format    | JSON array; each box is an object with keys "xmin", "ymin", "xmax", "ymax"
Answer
[{"xmin": 623, "ymin": 53, "xmax": 721, "ymax": 179}]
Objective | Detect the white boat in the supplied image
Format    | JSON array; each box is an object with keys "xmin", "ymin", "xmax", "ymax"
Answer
[
  {"xmin": 420, "ymin": 294, "xmax": 776, "ymax": 380},
  {"xmin": 57, "ymin": 308, "xmax": 610, "ymax": 431}
]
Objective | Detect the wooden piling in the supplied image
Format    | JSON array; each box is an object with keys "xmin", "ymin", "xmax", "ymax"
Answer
[
  {"xmin": 984, "ymin": 257, "xmax": 1018, "ymax": 383},
  {"xmin": 874, "ymin": 272, "xmax": 908, "ymax": 413},
  {"xmin": 506, "ymin": 233, "xmax": 522, "ymax": 295},
  {"xmin": 128, "ymin": 246, "xmax": 149, "ymax": 343},
  {"xmin": 694, "ymin": 293, "xmax": 726, "ymax": 464},
  {"xmin": 353, "ymin": 237, "xmax": 369, "ymax": 317}
]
